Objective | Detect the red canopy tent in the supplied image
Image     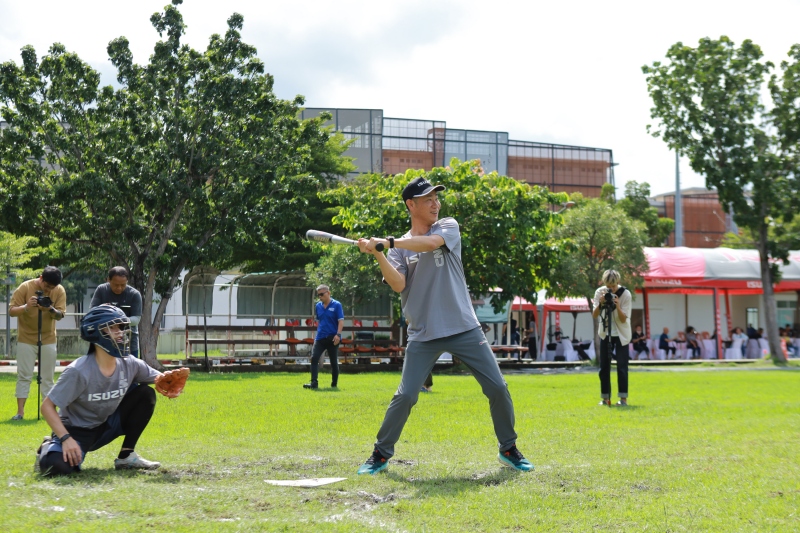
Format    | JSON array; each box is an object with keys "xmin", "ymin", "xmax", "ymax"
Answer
[
  {"xmin": 643, "ymin": 247, "xmax": 800, "ymax": 294},
  {"xmin": 640, "ymin": 247, "xmax": 800, "ymax": 358},
  {"xmin": 538, "ymin": 297, "xmax": 592, "ymax": 355}
]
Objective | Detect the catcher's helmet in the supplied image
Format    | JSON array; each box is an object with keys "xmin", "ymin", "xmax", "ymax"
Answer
[{"xmin": 80, "ymin": 304, "xmax": 131, "ymax": 358}]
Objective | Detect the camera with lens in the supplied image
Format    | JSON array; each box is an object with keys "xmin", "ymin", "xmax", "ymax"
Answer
[
  {"xmin": 602, "ymin": 289, "xmax": 616, "ymax": 311},
  {"xmin": 35, "ymin": 290, "xmax": 53, "ymax": 308}
]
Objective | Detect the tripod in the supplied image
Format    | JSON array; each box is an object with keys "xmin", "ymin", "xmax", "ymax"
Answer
[
  {"xmin": 37, "ymin": 307, "xmax": 42, "ymax": 421},
  {"xmin": 600, "ymin": 300, "xmax": 614, "ymax": 362}
]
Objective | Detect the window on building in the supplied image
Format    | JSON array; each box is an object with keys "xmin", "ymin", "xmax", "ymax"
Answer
[{"xmin": 746, "ymin": 307, "xmax": 759, "ymax": 330}]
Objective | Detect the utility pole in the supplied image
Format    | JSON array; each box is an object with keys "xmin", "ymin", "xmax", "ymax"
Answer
[
  {"xmin": 4, "ymin": 266, "xmax": 15, "ymax": 359},
  {"xmin": 675, "ymin": 150, "xmax": 683, "ymax": 247}
]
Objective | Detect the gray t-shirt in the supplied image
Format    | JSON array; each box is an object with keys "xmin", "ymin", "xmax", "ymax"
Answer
[
  {"xmin": 387, "ymin": 217, "xmax": 480, "ymax": 342},
  {"xmin": 90, "ymin": 283, "xmax": 142, "ymax": 353},
  {"xmin": 47, "ymin": 355, "xmax": 159, "ymax": 429}
]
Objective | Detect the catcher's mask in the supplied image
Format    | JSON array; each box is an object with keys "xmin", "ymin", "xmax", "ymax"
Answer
[{"xmin": 80, "ymin": 304, "xmax": 131, "ymax": 358}]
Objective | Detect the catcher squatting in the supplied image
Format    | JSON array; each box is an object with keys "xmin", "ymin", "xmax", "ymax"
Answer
[{"xmin": 35, "ymin": 304, "xmax": 190, "ymax": 476}]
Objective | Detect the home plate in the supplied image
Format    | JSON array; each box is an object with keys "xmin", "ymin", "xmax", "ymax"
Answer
[{"xmin": 264, "ymin": 477, "xmax": 347, "ymax": 488}]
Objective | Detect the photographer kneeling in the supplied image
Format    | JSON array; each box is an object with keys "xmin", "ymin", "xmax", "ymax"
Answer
[{"xmin": 591, "ymin": 270, "xmax": 632, "ymax": 407}]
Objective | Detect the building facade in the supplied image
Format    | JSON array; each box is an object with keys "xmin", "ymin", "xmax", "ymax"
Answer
[
  {"xmin": 651, "ymin": 188, "xmax": 736, "ymax": 248},
  {"xmin": 299, "ymin": 108, "xmax": 616, "ymax": 198}
]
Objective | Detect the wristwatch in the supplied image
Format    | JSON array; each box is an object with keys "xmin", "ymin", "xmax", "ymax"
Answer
[{"xmin": 387, "ymin": 236, "xmax": 395, "ymax": 249}]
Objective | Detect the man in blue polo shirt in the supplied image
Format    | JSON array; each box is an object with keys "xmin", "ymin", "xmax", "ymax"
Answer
[{"xmin": 303, "ymin": 284, "xmax": 344, "ymax": 389}]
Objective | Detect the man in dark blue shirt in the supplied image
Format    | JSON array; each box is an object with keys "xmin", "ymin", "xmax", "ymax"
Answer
[
  {"xmin": 658, "ymin": 327, "xmax": 676, "ymax": 358},
  {"xmin": 304, "ymin": 285, "xmax": 344, "ymax": 389},
  {"xmin": 90, "ymin": 267, "xmax": 143, "ymax": 358}
]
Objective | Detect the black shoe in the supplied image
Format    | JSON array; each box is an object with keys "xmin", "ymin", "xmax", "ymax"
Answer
[
  {"xmin": 331, "ymin": 382, "xmax": 338, "ymax": 388},
  {"xmin": 303, "ymin": 382, "xmax": 318, "ymax": 389}
]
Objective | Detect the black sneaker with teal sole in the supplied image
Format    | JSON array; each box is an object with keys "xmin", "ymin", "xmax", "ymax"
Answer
[
  {"xmin": 357, "ymin": 449, "xmax": 389, "ymax": 475},
  {"xmin": 498, "ymin": 445, "xmax": 534, "ymax": 472}
]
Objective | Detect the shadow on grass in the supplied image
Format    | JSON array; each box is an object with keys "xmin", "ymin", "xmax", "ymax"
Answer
[
  {"xmin": 611, "ymin": 405, "xmax": 643, "ymax": 411},
  {"xmin": 385, "ymin": 468, "xmax": 521, "ymax": 498},
  {"xmin": 34, "ymin": 467, "xmax": 188, "ymax": 485},
  {"xmin": 2, "ymin": 418, "xmax": 42, "ymax": 427}
]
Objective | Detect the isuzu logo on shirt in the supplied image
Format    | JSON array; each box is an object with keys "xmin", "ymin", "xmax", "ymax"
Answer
[{"xmin": 87, "ymin": 387, "xmax": 127, "ymax": 401}]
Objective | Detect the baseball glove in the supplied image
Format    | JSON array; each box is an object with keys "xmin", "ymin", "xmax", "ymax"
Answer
[{"xmin": 155, "ymin": 367, "xmax": 190, "ymax": 399}]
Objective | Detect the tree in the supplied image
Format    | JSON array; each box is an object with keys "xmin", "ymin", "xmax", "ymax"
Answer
[
  {"xmin": 617, "ymin": 181, "xmax": 675, "ymax": 246},
  {"xmin": 318, "ymin": 160, "xmax": 571, "ymax": 310},
  {"xmin": 600, "ymin": 183, "xmax": 617, "ymax": 204},
  {"xmin": 0, "ymin": 231, "xmax": 44, "ymax": 296},
  {"xmin": 549, "ymin": 199, "xmax": 649, "ymax": 346},
  {"xmin": 643, "ymin": 36, "xmax": 800, "ymax": 362},
  {"xmin": 0, "ymin": 0, "xmax": 351, "ymax": 367}
]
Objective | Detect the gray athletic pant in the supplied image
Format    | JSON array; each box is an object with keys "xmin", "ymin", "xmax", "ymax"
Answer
[{"xmin": 373, "ymin": 327, "xmax": 518, "ymax": 458}]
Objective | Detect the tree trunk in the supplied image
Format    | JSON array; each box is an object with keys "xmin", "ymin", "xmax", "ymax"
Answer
[
  {"xmin": 138, "ymin": 288, "xmax": 162, "ymax": 370},
  {"xmin": 757, "ymin": 225, "xmax": 786, "ymax": 362},
  {"xmin": 131, "ymin": 258, "xmax": 169, "ymax": 371}
]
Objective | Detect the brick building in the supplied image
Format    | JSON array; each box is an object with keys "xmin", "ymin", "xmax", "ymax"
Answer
[
  {"xmin": 651, "ymin": 188, "xmax": 736, "ymax": 248},
  {"xmin": 299, "ymin": 108, "xmax": 616, "ymax": 199}
]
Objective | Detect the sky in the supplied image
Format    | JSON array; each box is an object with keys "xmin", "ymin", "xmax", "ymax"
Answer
[{"xmin": 2, "ymin": 0, "xmax": 800, "ymax": 196}]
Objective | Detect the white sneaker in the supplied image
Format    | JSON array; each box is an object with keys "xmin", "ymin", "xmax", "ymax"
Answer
[{"xmin": 114, "ymin": 451, "xmax": 161, "ymax": 470}]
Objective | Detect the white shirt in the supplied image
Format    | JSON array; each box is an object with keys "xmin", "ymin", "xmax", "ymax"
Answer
[{"xmin": 592, "ymin": 286, "xmax": 632, "ymax": 345}]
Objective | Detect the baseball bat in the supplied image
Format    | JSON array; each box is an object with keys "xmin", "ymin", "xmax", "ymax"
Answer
[{"xmin": 305, "ymin": 230, "xmax": 384, "ymax": 251}]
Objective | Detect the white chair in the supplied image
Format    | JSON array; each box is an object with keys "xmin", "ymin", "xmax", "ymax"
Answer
[
  {"xmin": 745, "ymin": 339, "xmax": 762, "ymax": 359},
  {"xmin": 655, "ymin": 348, "xmax": 667, "ymax": 360},
  {"xmin": 667, "ymin": 341, "xmax": 678, "ymax": 359},
  {"xmin": 545, "ymin": 342, "xmax": 557, "ymax": 361},
  {"xmin": 648, "ymin": 339, "xmax": 665, "ymax": 360},
  {"xmin": 725, "ymin": 338, "xmax": 743, "ymax": 359},
  {"xmin": 562, "ymin": 339, "xmax": 579, "ymax": 362},
  {"xmin": 701, "ymin": 339, "xmax": 716, "ymax": 359},
  {"xmin": 674, "ymin": 342, "xmax": 688, "ymax": 359},
  {"xmin": 585, "ymin": 341, "xmax": 596, "ymax": 360},
  {"xmin": 758, "ymin": 339, "xmax": 769, "ymax": 357}
]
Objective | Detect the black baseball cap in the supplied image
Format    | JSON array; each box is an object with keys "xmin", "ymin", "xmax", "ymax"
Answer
[{"xmin": 402, "ymin": 177, "xmax": 446, "ymax": 202}]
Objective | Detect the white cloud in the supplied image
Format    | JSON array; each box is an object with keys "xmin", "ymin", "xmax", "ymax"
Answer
[{"xmin": 2, "ymin": 0, "xmax": 799, "ymax": 196}]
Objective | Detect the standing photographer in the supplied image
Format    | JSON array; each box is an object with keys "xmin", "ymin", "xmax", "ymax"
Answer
[
  {"xmin": 8, "ymin": 267, "xmax": 66, "ymax": 420},
  {"xmin": 90, "ymin": 267, "xmax": 143, "ymax": 357},
  {"xmin": 591, "ymin": 269, "xmax": 632, "ymax": 406}
]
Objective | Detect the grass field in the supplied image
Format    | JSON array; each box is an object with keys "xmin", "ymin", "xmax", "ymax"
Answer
[{"xmin": 1, "ymin": 367, "xmax": 798, "ymax": 532}]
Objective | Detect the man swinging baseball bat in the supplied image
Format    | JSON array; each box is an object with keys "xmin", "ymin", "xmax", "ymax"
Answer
[{"xmin": 354, "ymin": 177, "xmax": 533, "ymax": 475}]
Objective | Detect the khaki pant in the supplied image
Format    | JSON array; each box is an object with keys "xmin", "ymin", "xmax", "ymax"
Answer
[{"xmin": 15, "ymin": 342, "xmax": 58, "ymax": 400}]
